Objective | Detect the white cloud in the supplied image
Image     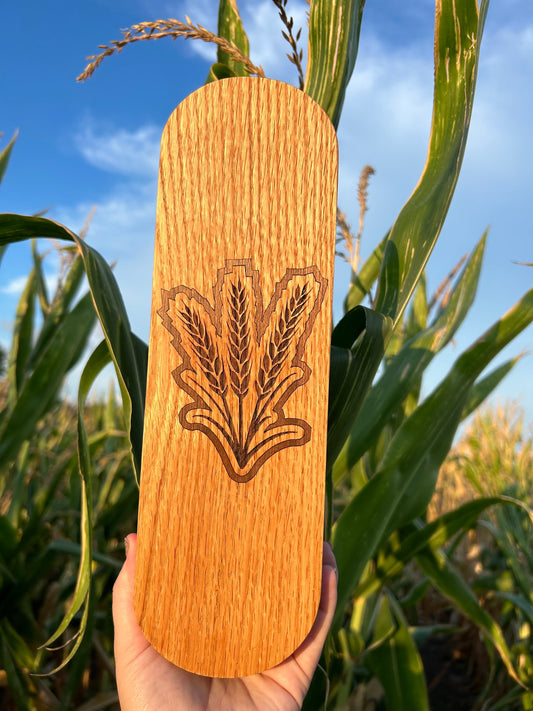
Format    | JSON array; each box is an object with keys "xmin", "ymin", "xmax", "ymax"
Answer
[
  {"xmin": 1, "ymin": 272, "xmax": 60, "ymax": 298},
  {"xmin": 1, "ymin": 275, "xmax": 30, "ymax": 295},
  {"xmin": 335, "ymin": 33, "xmax": 434, "ymax": 255},
  {"xmin": 53, "ymin": 181, "xmax": 156, "ymax": 256},
  {"xmin": 51, "ymin": 186, "xmax": 156, "ymax": 338},
  {"xmin": 74, "ymin": 122, "xmax": 161, "ymax": 177}
]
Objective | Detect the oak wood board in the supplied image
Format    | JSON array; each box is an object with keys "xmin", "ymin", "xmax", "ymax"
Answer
[{"xmin": 134, "ymin": 77, "xmax": 338, "ymax": 678}]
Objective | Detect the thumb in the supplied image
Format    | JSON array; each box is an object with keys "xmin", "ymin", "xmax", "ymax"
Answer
[{"xmin": 113, "ymin": 533, "xmax": 151, "ymax": 667}]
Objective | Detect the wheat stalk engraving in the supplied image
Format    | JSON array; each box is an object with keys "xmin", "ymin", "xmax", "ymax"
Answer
[
  {"xmin": 178, "ymin": 303, "xmax": 228, "ymax": 396},
  {"xmin": 257, "ymin": 283, "xmax": 309, "ymax": 397},
  {"xmin": 159, "ymin": 260, "xmax": 327, "ymax": 483},
  {"xmin": 227, "ymin": 280, "xmax": 251, "ymax": 398}
]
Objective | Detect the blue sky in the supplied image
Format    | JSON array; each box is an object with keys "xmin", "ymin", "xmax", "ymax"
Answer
[{"xmin": 1, "ymin": 0, "xmax": 532, "ymax": 421}]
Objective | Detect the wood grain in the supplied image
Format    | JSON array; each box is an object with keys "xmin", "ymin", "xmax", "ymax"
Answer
[{"xmin": 134, "ymin": 77, "xmax": 338, "ymax": 677}]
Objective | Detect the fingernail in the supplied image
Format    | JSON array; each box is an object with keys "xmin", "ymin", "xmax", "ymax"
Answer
[
  {"xmin": 124, "ymin": 535, "xmax": 131, "ymax": 558},
  {"xmin": 326, "ymin": 565, "xmax": 338, "ymax": 584}
]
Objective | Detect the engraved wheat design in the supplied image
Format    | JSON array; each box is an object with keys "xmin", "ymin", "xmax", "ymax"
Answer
[
  {"xmin": 227, "ymin": 280, "xmax": 251, "ymax": 398},
  {"xmin": 245, "ymin": 283, "xmax": 310, "ymax": 451},
  {"xmin": 178, "ymin": 303, "xmax": 227, "ymax": 396},
  {"xmin": 226, "ymin": 279, "xmax": 252, "ymax": 464},
  {"xmin": 257, "ymin": 283, "xmax": 310, "ymax": 399},
  {"xmin": 160, "ymin": 261, "xmax": 326, "ymax": 482}
]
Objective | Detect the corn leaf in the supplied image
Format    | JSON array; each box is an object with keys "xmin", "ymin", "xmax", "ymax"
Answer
[
  {"xmin": 334, "ymin": 232, "xmax": 486, "ymax": 485},
  {"xmin": 487, "ymin": 687, "xmax": 529, "ymax": 711},
  {"xmin": 376, "ymin": 0, "xmax": 489, "ymax": 327},
  {"xmin": 208, "ymin": 0, "xmax": 250, "ymax": 81},
  {"xmin": 344, "ymin": 232, "xmax": 388, "ymax": 311},
  {"xmin": 0, "ymin": 292, "xmax": 96, "ymax": 465},
  {"xmin": 206, "ymin": 62, "xmax": 237, "ymax": 83},
  {"xmin": 332, "ymin": 287, "xmax": 533, "ymax": 630},
  {"xmin": 0, "ymin": 634, "xmax": 30, "ymax": 711},
  {"xmin": 365, "ymin": 595, "xmax": 430, "ymax": 711},
  {"xmin": 31, "ymin": 240, "xmax": 50, "ymax": 315},
  {"xmin": 0, "ymin": 133, "xmax": 17, "ymax": 260},
  {"xmin": 0, "ymin": 619, "xmax": 36, "ymax": 672},
  {"xmin": 405, "ymin": 273, "xmax": 428, "ymax": 341},
  {"xmin": 6, "ymin": 268, "xmax": 36, "ymax": 409},
  {"xmin": 461, "ymin": 355, "xmax": 525, "ymax": 420},
  {"xmin": 384, "ymin": 287, "xmax": 533, "ymax": 529},
  {"xmin": 0, "ymin": 214, "xmax": 147, "ymax": 481},
  {"xmin": 416, "ymin": 546, "xmax": 522, "ymax": 685},
  {"xmin": 41, "ymin": 340, "xmax": 111, "ymax": 670},
  {"xmin": 0, "ymin": 131, "xmax": 17, "ymax": 187},
  {"xmin": 355, "ymin": 496, "xmax": 531, "ymax": 600},
  {"xmin": 327, "ymin": 305, "xmax": 391, "ymax": 472},
  {"xmin": 29, "ymin": 252, "xmax": 85, "ymax": 368},
  {"xmin": 49, "ymin": 539, "xmax": 122, "ymax": 570},
  {"xmin": 305, "ymin": 0, "xmax": 365, "ymax": 128},
  {"xmin": 491, "ymin": 591, "xmax": 533, "ymax": 628}
]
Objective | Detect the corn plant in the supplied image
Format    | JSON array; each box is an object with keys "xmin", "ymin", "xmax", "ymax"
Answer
[
  {"xmin": 427, "ymin": 406, "xmax": 533, "ymax": 709},
  {"xmin": 0, "ymin": 139, "xmax": 140, "ymax": 709},
  {"xmin": 0, "ymin": 230, "xmax": 139, "ymax": 709},
  {"xmin": 1, "ymin": 0, "xmax": 533, "ymax": 708}
]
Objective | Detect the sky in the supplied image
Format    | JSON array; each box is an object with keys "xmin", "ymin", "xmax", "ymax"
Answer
[{"xmin": 1, "ymin": 0, "xmax": 532, "ymax": 423}]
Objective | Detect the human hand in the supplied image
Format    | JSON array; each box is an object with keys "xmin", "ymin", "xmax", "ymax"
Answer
[{"xmin": 113, "ymin": 533, "xmax": 337, "ymax": 711}]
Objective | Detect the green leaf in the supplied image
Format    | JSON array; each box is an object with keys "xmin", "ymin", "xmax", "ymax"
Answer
[
  {"xmin": 375, "ymin": 0, "xmax": 489, "ymax": 326},
  {"xmin": 6, "ymin": 443, "xmax": 30, "ymax": 527},
  {"xmin": 0, "ymin": 514, "xmax": 17, "ymax": 550},
  {"xmin": 327, "ymin": 306, "xmax": 391, "ymax": 471},
  {"xmin": 334, "ymin": 232, "xmax": 486, "ymax": 485},
  {"xmin": 405, "ymin": 272, "xmax": 428, "ymax": 341},
  {"xmin": 0, "ymin": 619, "xmax": 35, "ymax": 671},
  {"xmin": 344, "ymin": 232, "xmax": 388, "ymax": 311},
  {"xmin": 332, "ymin": 287, "xmax": 533, "ymax": 630},
  {"xmin": 416, "ymin": 546, "xmax": 522, "ymax": 685},
  {"xmin": 41, "ymin": 341, "xmax": 111, "ymax": 671},
  {"xmin": 305, "ymin": 0, "xmax": 365, "ymax": 128},
  {"xmin": 0, "ymin": 291, "xmax": 96, "ymax": 466},
  {"xmin": 491, "ymin": 591, "xmax": 533, "ymax": 628},
  {"xmin": 461, "ymin": 355, "xmax": 524, "ymax": 420},
  {"xmin": 6, "ymin": 268, "xmax": 36, "ymax": 409},
  {"xmin": 485, "ymin": 686, "xmax": 528, "ymax": 711},
  {"xmin": 380, "ymin": 287, "xmax": 533, "ymax": 532},
  {"xmin": 366, "ymin": 595, "xmax": 430, "ymax": 711},
  {"xmin": 0, "ymin": 213, "xmax": 147, "ymax": 481},
  {"xmin": 208, "ymin": 0, "xmax": 250, "ymax": 81},
  {"xmin": 29, "ymin": 252, "xmax": 85, "ymax": 368},
  {"xmin": 0, "ymin": 634, "xmax": 30, "ymax": 711},
  {"xmin": 48, "ymin": 538, "xmax": 122, "ymax": 570},
  {"xmin": 31, "ymin": 240, "xmax": 49, "ymax": 315},
  {"xmin": 206, "ymin": 62, "xmax": 237, "ymax": 83},
  {"xmin": 0, "ymin": 131, "xmax": 17, "ymax": 186},
  {"xmin": 355, "ymin": 496, "xmax": 531, "ymax": 600}
]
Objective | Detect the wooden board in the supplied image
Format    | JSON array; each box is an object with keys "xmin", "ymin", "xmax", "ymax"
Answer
[{"xmin": 134, "ymin": 77, "xmax": 338, "ymax": 678}]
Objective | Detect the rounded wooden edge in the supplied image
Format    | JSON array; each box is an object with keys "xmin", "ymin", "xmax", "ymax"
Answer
[
  {"xmin": 161, "ymin": 76, "xmax": 337, "ymax": 145},
  {"xmin": 133, "ymin": 542, "xmax": 325, "ymax": 678}
]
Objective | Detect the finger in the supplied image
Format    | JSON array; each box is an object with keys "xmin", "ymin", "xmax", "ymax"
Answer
[
  {"xmin": 265, "ymin": 542, "xmax": 337, "ymax": 698},
  {"xmin": 291, "ymin": 542, "xmax": 337, "ymax": 677},
  {"xmin": 322, "ymin": 540, "xmax": 336, "ymax": 570},
  {"xmin": 113, "ymin": 533, "xmax": 152, "ymax": 667}
]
